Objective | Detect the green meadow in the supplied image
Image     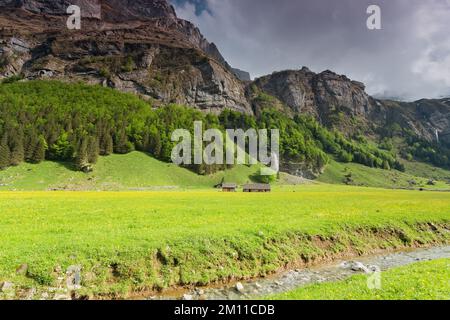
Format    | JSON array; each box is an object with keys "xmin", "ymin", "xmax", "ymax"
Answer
[
  {"xmin": 1, "ymin": 151, "xmax": 449, "ymax": 191},
  {"xmin": 268, "ymin": 259, "xmax": 450, "ymax": 300},
  {"xmin": 318, "ymin": 159, "xmax": 450, "ymax": 190},
  {"xmin": 0, "ymin": 152, "xmax": 264, "ymax": 191},
  {"xmin": 0, "ymin": 186, "xmax": 449, "ymax": 298}
]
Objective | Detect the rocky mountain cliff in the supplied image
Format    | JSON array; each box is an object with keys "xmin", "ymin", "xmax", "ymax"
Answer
[
  {"xmin": 251, "ymin": 68, "xmax": 450, "ymax": 144},
  {"xmin": 0, "ymin": 0, "xmax": 102, "ymax": 18},
  {"xmin": 0, "ymin": 0, "xmax": 449, "ymax": 145},
  {"xmin": 252, "ymin": 67, "xmax": 375, "ymax": 123},
  {"xmin": 0, "ymin": 0, "xmax": 177, "ymax": 20},
  {"xmin": 0, "ymin": 0, "xmax": 251, "ymax": 112}
]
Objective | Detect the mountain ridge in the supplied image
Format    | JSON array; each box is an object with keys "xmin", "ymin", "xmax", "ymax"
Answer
[
  {"xmin": 0, "ymin": 0, "xmax": 177, "ymax": 20},
  {"xmin": 0, "ymin": 0, "xmax": 251, "ymax": 80},
  {"xmin": 250, "ymin": 67, "xmax": 450, "ymax": 145},
  {"xmin": 1, "ymin": 0, "xmax": 449, "ymax": 166},
  {"xmin": 0, "ymin": 0, "xmax": 253, "ymax": 112}
]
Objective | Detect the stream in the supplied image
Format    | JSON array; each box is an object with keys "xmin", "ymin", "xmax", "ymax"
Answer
[{"xmin": 148, "ymin": 245, "xmax": 450, "ymax": 300}]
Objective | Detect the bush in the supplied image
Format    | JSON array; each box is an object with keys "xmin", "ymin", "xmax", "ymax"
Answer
[
  {"xmin": 98, "ymin": 67, "xmax": 111, "ymax": 79},
  {"xmin": 338, "ymin": 150, "xmax": 353, "ymax": 163},
  {"xmin": 1, "ymin": 74, "xmax": 23, "ymax": 84},
  {"xmin": 254, "ymin": 168, "xmax": 277, "ymax": 184}
]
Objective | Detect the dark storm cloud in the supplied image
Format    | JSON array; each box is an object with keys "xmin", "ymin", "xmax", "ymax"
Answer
[{"xmin": 173, "ymin": 0, "xmax": 450, "ymax": 100}]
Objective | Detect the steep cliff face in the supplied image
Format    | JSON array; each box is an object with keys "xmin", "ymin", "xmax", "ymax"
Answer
[
  {"xmin": 0, "ymin": 0, "xmax": 176, "ymax": 20},
  {"xmin": 252, "ymin": 68, "xmax": 450, "ymax": 143},
  {"xmin": 257, "ymin": 67, "xmax": 375, "ymax": 117},
  {"xmin": 102, "ymin": 0, "xmax": 177, "ymax": 21},
  {"xmin": 252, "ymin": 67, "xmax": 378, "ymax": 133},
  {"xmin": 0, "ymin": 0, "xmax": 102, "ymax": 17},
  {"xmin": 0, "ymin": 0, "xmax": 252, "ymax": 113},
  {"xmin": 380, "ymin": 98, "xmax": 450, "ymax": 144},
  {"xmin": 232, "ymin": 68, "xmax": 251, "ymax": 82}
]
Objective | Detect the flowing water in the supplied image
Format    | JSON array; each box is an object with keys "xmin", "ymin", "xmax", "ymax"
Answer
[{"xmin": 148, "ymin": 246, "xmax": 450, "ymax": 300}]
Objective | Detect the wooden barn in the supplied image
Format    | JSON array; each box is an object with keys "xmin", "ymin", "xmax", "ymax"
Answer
[
  {"xmin": 222, "ymin": 183, "xmax": 237, "ymax": 192},
  {"xmin": 243, "ymin": 183, "xmax": 271, "ymax": 193}
]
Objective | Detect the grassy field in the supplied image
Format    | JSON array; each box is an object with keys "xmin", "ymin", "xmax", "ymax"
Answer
[
  {"xmin": 1, "ymin": 151, "xmax": 449, "ymax": 192},
  {"xmin": 0, "ymin": 151, "xmax": 307, "ymax": 191},
  {"xmin": 268, "ymin": 259, "xmax": 450, "ymax": 300},
  {"xmin": 0, "ymin": 186, "xmax": 449, "ymax": 298},
  {"xmin": 318, "ymin": 159, "xmax": 450, "ymax": 190},
  {"xmin": 0, "ymin": 152, "xmax": 266, "ymax": 191}
]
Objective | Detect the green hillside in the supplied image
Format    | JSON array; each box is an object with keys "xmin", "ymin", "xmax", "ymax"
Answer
[
  {"xmin": 1, "ymin": 151, "xmax": 449, "ymax": 191},
  {"xmin": 0, "ymin": 151, "xmax": 268, "ymax": 191},
  {"xmin": 0, "ymin": 80, "xmax": 411, "ymax": 180},
  {"xmin": 0, "ymin": 80, "xmax": 329, "ymax": 175},
  {"xmin": 318, "ymin": 159, "xmax": 450, "ymax": 190},
  {"xmin": 1, "ymin": 80, "xmax": 449, "ymax": 191}
]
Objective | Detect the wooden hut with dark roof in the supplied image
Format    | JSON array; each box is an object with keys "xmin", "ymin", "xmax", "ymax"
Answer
[
  {"xmin": 222, "ymin": 183, "xmax": 237, "ymax": 192},
  {"xmin": 243, "ymin": 183, "xmax": 271, "ymax": 193}
]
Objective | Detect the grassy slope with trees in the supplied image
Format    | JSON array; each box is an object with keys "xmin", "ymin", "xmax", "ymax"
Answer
[
  {"xmin": 0, "ymin": 152, "xmax": 265, "ymax": 191},
  {"xmin": 0, "ymin": 80, "xmax": 403, "ymax": 177},
  {"xmin": 318, "ymin": 159, "xmax": 450, "ymax": 190},
  {"xmin": 1, "ymin": 80, "xmax": 449, "ymax": 190},
  {"xmin": 1, "ymin": 152, "xmax": 450, "ymax": 191}
]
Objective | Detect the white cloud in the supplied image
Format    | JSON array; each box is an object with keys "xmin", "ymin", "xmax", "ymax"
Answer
[{"xmin": 411, "ymin": 2, "xmax": 450, "ymax": 95}]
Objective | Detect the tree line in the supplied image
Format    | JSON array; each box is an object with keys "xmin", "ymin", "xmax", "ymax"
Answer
[{"xmin": 0, "ymin": 80, "xmax": 405, "ymax": 174}]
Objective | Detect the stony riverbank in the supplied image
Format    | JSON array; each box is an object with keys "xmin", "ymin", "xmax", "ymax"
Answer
[{"xmin": 149, "ymin": 246, "xmax": 450, "ymax": 300}]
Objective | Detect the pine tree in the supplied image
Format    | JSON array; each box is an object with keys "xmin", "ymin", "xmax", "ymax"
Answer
[
  {"xmin": 75, "ymin": 136, "xmax": 89, "ymax": 172},
  {"xmin": 149, "ymin": 130, "xmax": 162, "ymax": 158},
  {"xmin": 104, "ymin": 134, "xmax": 113, "ymax": 155},
  {"xmin": 136, "ymin": 131, "xmax": 150, "ymax": 152},
  {"xmin": 114, "ymin": 129, "xmax": 133, "ymax": 154},
  {"xmin": 30, "ymin": 136, "xmax": 47, "ymax": 163},
  {"xmin": 0, "ymin": 134, "xmax": 11, "ymax": 169},
  {"xmin": 24, "ymin": 128, "xmax": 36, "ymax": 162},
  {"xmin": 48, "ymin": 132, "xmax": 73, "ymax": 161},
  {"xmin": 99, "ymin": 130, "xmax": 113, "ymax": 156},
  {"xmin": 9, "ymin": 128, "xmax": 25, "ymax": 166},
  {"xmin": 87, "ymin": 136, "xmax": 99, "ymax": 164}
]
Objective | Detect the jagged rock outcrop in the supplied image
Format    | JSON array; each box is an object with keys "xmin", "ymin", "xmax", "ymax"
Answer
[
  {"xmin": 252, "ymin": 67, "xmax": 450, "ymax": 143},
  {"xmin": 102, "ymin": 0, "xmax": 177, "ymax": 21},
  {"xmin": 252, "ymin": 67, "xmax": 376, "ymax": 127},
  {"xmin": 232, "ymin": 68, "xmax": 251, "ymax": 81},
  {"xmin": 0, "ymin": 0, "xmax": 252, "ymax": 113},
  {"xmin": 0, "ymin": 0, "xmax": 176, "ymax": 20},
  {"xmin": 0, "ymin": 0, "xmax": 102, "ymax": 18},
  {"xmin": 379, "ymin": 98, "xmax": 450, "ymax": 143}
]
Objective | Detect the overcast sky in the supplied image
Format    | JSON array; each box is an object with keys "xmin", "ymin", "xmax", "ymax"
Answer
[{"xmin": 172, "ymin": 0, "xmax": 450, "ymax": 101}]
